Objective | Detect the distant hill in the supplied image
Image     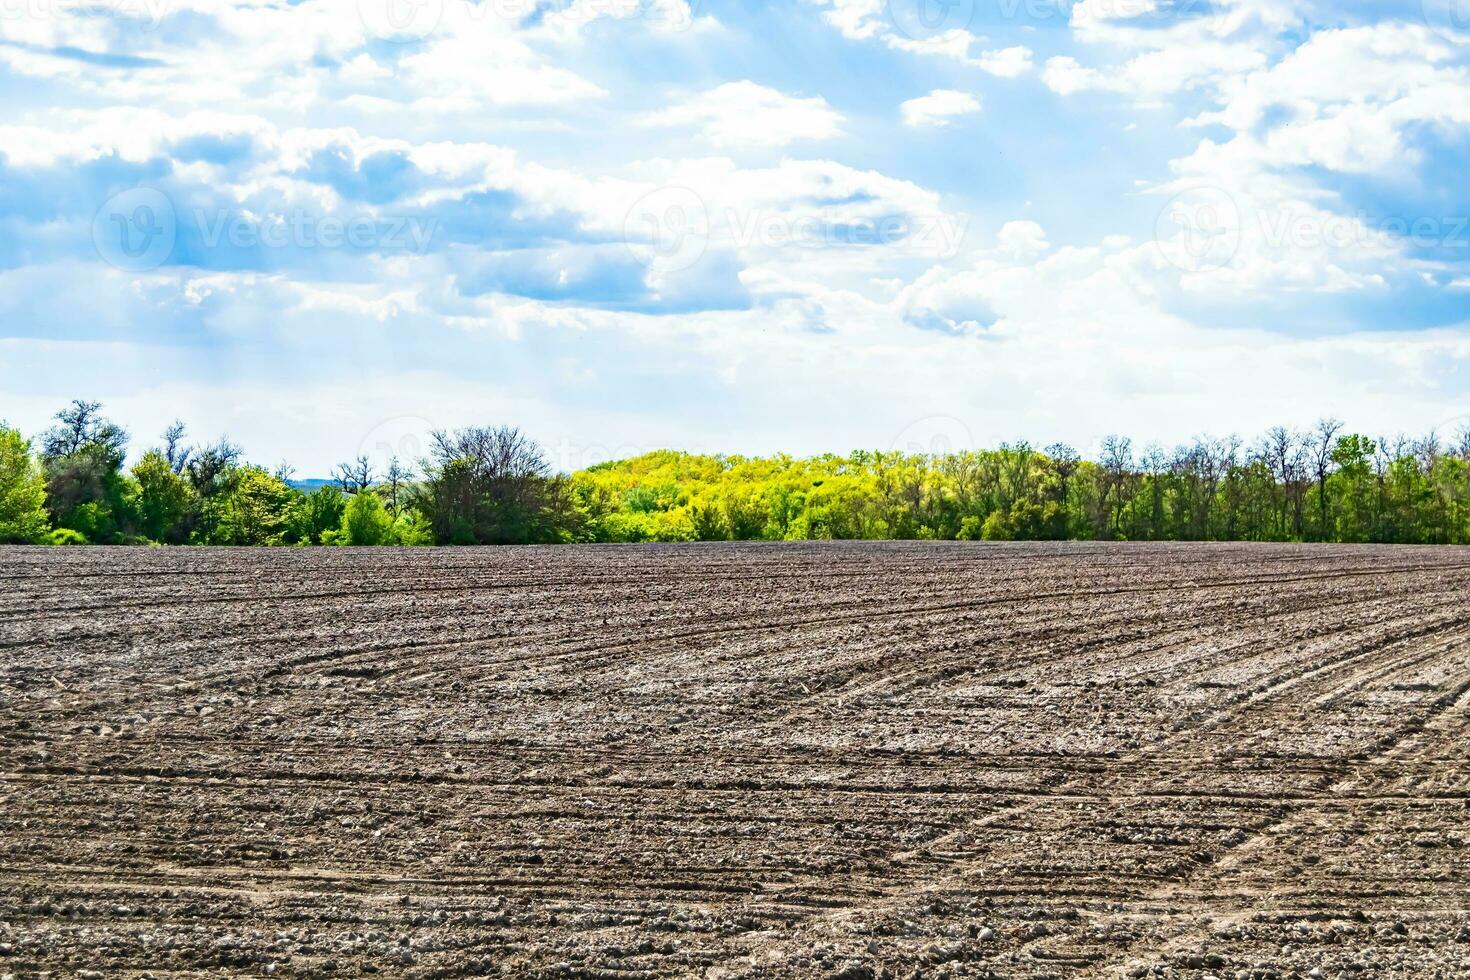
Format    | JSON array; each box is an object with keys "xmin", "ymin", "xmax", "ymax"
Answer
[{"xmin": 289, "ymin": 479, "xmax": 335, "ymax": 492}]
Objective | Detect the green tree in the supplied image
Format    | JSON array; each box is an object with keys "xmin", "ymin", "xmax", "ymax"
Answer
[
  {"xmin": 203, "ymin": 466, "xmax": 294, "ymax": 545},
  {"xmin": 284, "ymin": 486, "xmax": 348, "ymax": 545},
  {"xmin": 0, "ymin": 424, "xmax": 50, "ymax": 543},
  {"xmin": 39, "ymin": 401, "xmax": 135, "ymax": 542},
  {"xmin": 132, "ymin": 450, "xmax": 195, "ymax": 543},
  {"xmin": 419, "ymin": 427, "xmax": 579, "ymax": 544},
  {"xmin": 339, "ymin": 490, "xmax": 394, "ymax": 546}
]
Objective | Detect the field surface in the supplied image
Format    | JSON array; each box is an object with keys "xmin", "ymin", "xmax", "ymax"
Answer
[{"xmin": 4, "ymin": 541, "xmax": 1470, "ymax": 978}]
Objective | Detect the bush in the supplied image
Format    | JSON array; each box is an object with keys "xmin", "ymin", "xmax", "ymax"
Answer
[
  {"xmin": 0, "ymin": 424, "xmax": 50, "ymax": 543},
  {"xmin": 340, "ymin": 491, "xmax": 395, "ymax": 546},
  {"xmin": 980, "ymin": 511, "xmax": 1011, "ymax": 541},
  {"xmin": 418, "ymin": 427, "xmax": 580, "ymax": 544},
  {"xmin": 194, "ymin": 467, "xmax": 294, "ymax": 545},
  {"xmin": 132, "ymin": 450, "xmax": 194, "ymax": 544},
  {"xmin": 284, "ymin": 486, "xmax": 347, "ymax": 545},
  {"xmin": 392, "ymin": 510, "xmax": 435, "ymax": 546},
  {"xmin": 45, "ymin": 528, "xmax": 87, "ymax": 546}
]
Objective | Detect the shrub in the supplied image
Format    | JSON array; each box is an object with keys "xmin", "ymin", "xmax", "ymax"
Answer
[
  {"xmin": 284, "ymin": 486, "xmax": 347, "ymax": 545},
  {"xmin": 340, "ymin": 491, "xmax": 394, "ymax": 546},
  {"xmin": 0, "ymin": 424, "xmax": 50, "ymax": 543},
  {"xmin": 132, "ymin": 450, "xmax": 194, "ymax": 544}
]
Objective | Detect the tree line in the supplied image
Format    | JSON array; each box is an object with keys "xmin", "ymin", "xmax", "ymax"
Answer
[{"xmin": 2, "ymin": 400, "xmax": 1469, "ymax": 547}]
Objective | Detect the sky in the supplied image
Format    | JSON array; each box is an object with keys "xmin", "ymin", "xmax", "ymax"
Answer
[{"xmin": 3, "ymin": 0, "xmax": 1470, "ymax": 474}]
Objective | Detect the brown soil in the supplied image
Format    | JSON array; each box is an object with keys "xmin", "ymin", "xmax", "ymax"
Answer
[{"xmin": 3, "ymin": 541, "xmax": 1470, "ymax": 978}]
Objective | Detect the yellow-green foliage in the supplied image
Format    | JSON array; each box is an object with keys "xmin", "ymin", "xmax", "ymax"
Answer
[
  {"xmin": 571, "ymin": 448, "xmax": 1067, "ymax": 543},
  {"xmin": 0, "ymin": 424, "xmax": 50, "ymax": 543}
]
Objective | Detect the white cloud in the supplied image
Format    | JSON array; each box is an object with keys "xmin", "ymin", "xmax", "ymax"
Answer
[
  {"xmin": 809, "ymin": 1, "xmax": 1031, "ymax": 74},
  {"xmin": 529, "ymin": 0, "xmax": 713, "ymax": 38},
  {"xmin": 977, "ymin": 46, "xmax": 1034, "ymax": 78},
  {"xmin": 900, "ymin": 89, "xmax": 981, "ymax": 128},
  {"xmin": 640, "ymin": 81, "xmax": 843, "ymax": 147},
  {"xmin": 1043, "ymin": 42, "xmax": 1267, "ymax": 98},
  {"xmin": 996, "ymin": 221, "xmax": 1050, "ymax": 259}
]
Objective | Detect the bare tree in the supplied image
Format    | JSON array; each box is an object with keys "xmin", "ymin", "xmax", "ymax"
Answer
[
  {"xmin": 1413, "ymin": 431, "xmax": 1443, "ymax": 471},
  {"xmin": 420, "ymin": 426, "xmax": 574, "ymax": 545},
  {"xmin": 1455, "ymin": 424, "xmax": 1470, "ymax": 461},
  {"xmin": 187, "ymin": 438, "xmax": 243, "ymax": 496},
  {"xmin": 333, "ymin": 455, "xmax": 375, "ymax": 495},
  {"xmin": 1045, "ymin": 443, "xmax": 1080, "ymax": 510},
  {"xmin": 384, "ymin": 456, "xmax": 412, "ymax": 516},
  {"xmin": 1139, "ymin": 443, "xmax": 1168, "ymax": 538},
  {"xmin": 162, "ymin": 420, "xmax": 192, "ymax": 473},
  {"xmin": 273, "ymin": 461, "xmax": 297, "ymax": 484},
  {"xmin": 1259, "ymin": 425, "xmax": 1306, "ymax": 538},
  {"xmin": 1310, "ymin": 417, "xmax": 1344, "ymax": 539},
  {"xmin": 1099, "ymin": 435, "xmax": 1134, "ymax": 536}
]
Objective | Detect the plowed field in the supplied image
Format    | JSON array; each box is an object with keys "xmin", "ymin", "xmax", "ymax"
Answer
[{"xmin": 4, "ymin": 542, "xmax": 1470, "ymax": 978}]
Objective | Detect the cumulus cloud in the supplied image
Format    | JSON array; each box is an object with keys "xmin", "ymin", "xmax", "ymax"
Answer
[
  {"xmin": 809, "ymin": 1, "xmax": 1032, "ymax": 74},
  {"xmin": 900, "ymin": 90, "xmax": 981, "ymax": 128},
  {"xmin": 639, "ymin": 81, "xmax": 844, "ymax": 147},
  {"xmin": 976, "ymin": 46, "xmax": 1034, "ymax": 78},
  {"xmin": 996, "ymin": 221, "xmax": 1050, "ymax": 259}
]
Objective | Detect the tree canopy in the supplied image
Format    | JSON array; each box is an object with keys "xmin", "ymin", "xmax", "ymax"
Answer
[{"xmin": 5, "ymin": 401, "xmax": 1470, "ymax": 548}]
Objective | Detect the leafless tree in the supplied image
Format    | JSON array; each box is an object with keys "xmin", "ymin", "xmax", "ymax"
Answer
[
  {"xmin": 1140, "ymin": 443, "xmax": 1168, "ymax": 537},
  {"xmin": 1045, "ymin": 443, "xmax": 1080, "ymax": 510},
  {"xmin": 1310, "ymin": 417, "xmax": 1344, "ymax": 538},
  {"xmin": 1258, "ymin": 425, "xmax": 1306, "ymax": 538},
  {"xmin": 1413, "ymin": 431, "xmax": 1443, "ymax": 471},
  {"xmin": 384, "ymin": 456, "xmax": 413, "ymax": 516},
  {"xmin": 187, "ymin": 439, "xmax": 242, "ymax": 496},
  {"xmin": 273, "ymin": 461, "xmax": 296, "ymax": 484},
  {"xmin": 420, "ymin": 426, "xmax": 574, "ymax": 544},
  {"xmin": 162, "ymin": 420, "xmax": 192, "ymax": 473},
  {"xmin": 1099, "ymin": 435, "xmax": 1134, "ymax": 535},
  {"xmin": 333, "ymin": 455, "xmax": 375, "ymax": 495}
]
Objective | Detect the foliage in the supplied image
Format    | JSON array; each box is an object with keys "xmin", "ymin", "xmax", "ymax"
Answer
[
  {"xmin": 40, "ymin": 400, "xmax": 128, "ymax": 466},
  {"xmin": 13, "ymin": 401, "xmax": 1470, "ymax": 548},
  {"xmin": 0, "ymin": 424, "xmax": 50, "ymax": 543},
  {"xmin": 573, "ymin": 430, "xmax": 1470, "ymax": 547},
  {"xmin": 391, "ymin": 509, "xmax": 435, "ymax": 546},
  {"xmin": 45, "ymin": 528, "xmax": 87, "ymax": 546},
  {"xmin": 198, "ymin": 466, "xmax": 294, "ymax": 546},
  {"xmin": 285, "ymin": 486, "xmax": 348, "ymax": 545},
  {"xmin": 132, "ymin": 451, "xmax": 195, "ymax": 544},
  {"xmin": 418, "ymin": 427, "xmax": 579, "ymax": 544},
  {"xmin": 339, "ymin": 490, "xmax": 395, "ymax": 546},
  {"xmin": 38, "ymin": 402, "xmax": 135, "ymax": 543}
]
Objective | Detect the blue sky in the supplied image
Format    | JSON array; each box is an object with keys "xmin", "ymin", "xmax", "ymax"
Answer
[{"xmin": 3, "ymin": 0, "xmax": 1470, "ymax": 473}]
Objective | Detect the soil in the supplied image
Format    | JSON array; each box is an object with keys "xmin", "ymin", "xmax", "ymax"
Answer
[{"xmin": 3, "ymin": 541, "xmax": 1470, "ymax": 978}]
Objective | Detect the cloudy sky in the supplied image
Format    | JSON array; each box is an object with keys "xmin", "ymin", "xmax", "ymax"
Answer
[{"xmin": 3, "ymin": 0, "xmax": 1470, "ymax": 473}]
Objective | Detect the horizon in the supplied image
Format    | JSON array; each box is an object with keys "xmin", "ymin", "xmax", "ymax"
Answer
[{"xmin": 12, "ymin": 400, "xmax": 1470, "ymax": 482}]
